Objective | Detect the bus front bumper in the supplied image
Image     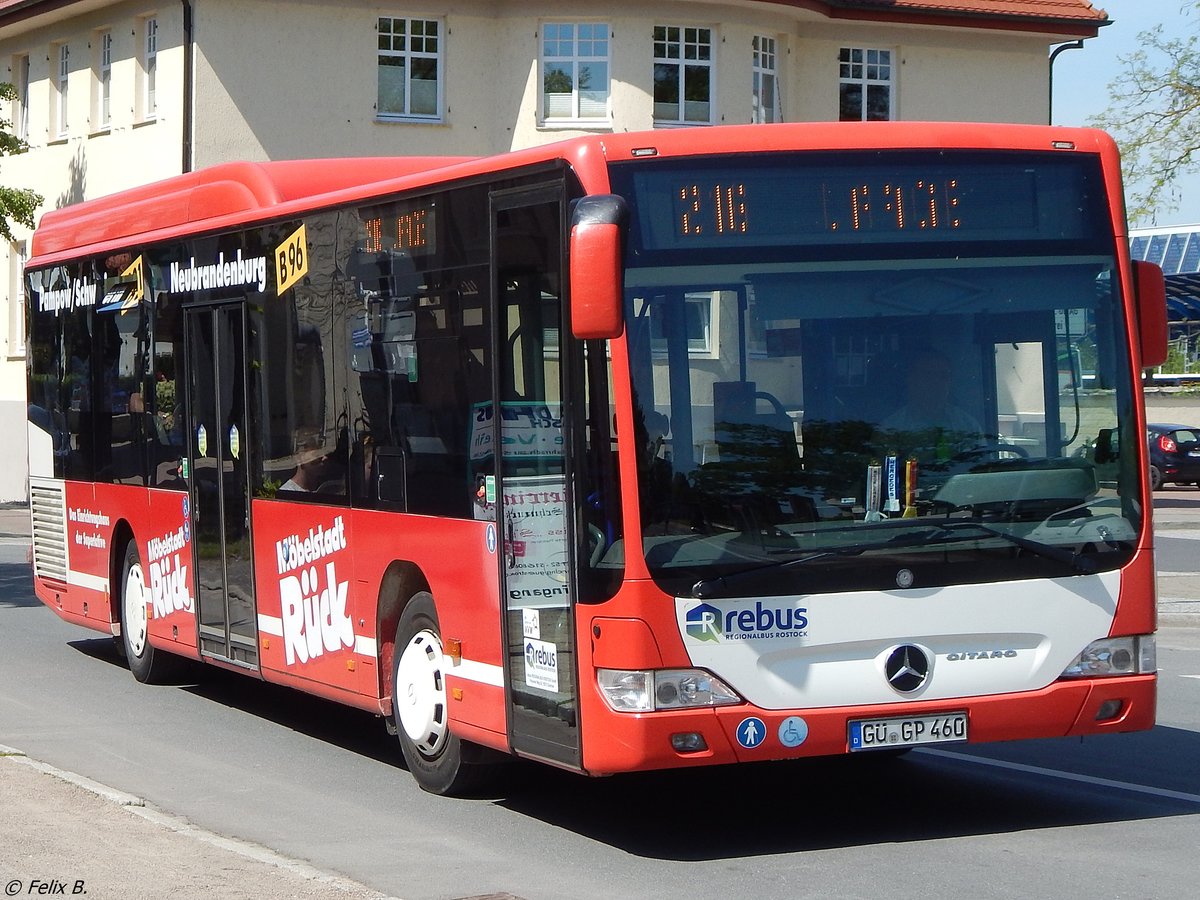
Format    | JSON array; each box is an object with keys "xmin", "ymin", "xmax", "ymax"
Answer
[{"xmin": 579, "ymin": 674, "xmax": 1155, "ymax": 775}]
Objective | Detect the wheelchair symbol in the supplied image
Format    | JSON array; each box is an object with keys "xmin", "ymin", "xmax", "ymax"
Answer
[{"xmin": 778, "ymin": 716, "xmax": 809, "ymax": 748}]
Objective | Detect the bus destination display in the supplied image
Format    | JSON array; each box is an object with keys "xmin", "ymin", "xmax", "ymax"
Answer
[
  {"xmin": 625, "ymin": 153, "xmax": 1102, "ymax": 251},
  {"xmin": 676, "ymin": 177, "xmax": 962, "ymax": 237},
  {"xmin": 362, "ymin": 200, "xmax": 437, "ymax": 256}
]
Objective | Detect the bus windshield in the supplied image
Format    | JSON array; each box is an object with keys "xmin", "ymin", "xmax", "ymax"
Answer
[{"xmin": 609, "ymin": 149, "xmax": 1141, "ymax": 598}]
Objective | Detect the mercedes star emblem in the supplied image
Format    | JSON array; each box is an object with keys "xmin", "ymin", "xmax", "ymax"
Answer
[{"xmin": 885, "ymin": 644, "xmax": 930, "ymax": 693}]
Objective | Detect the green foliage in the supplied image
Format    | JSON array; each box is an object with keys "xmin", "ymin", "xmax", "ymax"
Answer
[
  {"xmin": 1089, "ymin": 4, "xmax": 1200, "ymax": 223},
  {"xmin": 0, "ymin": 81, "xmax": 42, "ymax": 242},
  {"xmin": 155, "ymin": 379, "xmax": 177, "ymax": 437},
  {"xmin": 1164, "ymin": 342, "xmax": 1190, "ymax": 373}
]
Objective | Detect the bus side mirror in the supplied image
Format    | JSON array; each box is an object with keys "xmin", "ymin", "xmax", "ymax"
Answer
[
  {"xmin": 1134, "ymin": 260, "xmax": 1168, "ymax": 368},
  {"xmin": 569, "ymin": 195, "xmax": 627, "ymax": 340}
]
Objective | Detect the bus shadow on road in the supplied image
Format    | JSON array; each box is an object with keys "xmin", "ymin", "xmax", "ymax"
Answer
[
  {"xmin": 495, "ymin": 730, "xmax": 1200, "ymax": 859},
  {"xmin": 80, "ymin": 637, "xmax": 401, "ymax": 764},
  {"xmin": 65, "ymin": 634, "xmax": 402, "ymax": 765}
]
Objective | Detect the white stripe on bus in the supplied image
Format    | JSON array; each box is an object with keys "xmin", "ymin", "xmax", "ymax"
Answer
[
  {"xmin": 447, "ymin": 658, "xmax": 505, "ymax": 687},
  {"xmin": 67, "ymin": 569, "xmax": 108, "ymax": 592}
]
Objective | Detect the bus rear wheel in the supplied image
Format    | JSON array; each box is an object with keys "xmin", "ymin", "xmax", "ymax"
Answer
[
  {"xmin": 119, "ymin": 540, "xmax": 179, "ymax": 684},
  {"xmin": 392, "ymin": 593, "xmax": 501, "ymax": 795}
]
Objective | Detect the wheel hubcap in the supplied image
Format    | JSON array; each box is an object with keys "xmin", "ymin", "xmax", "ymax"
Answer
[
  {"xmin": 395, "ymin": 630, "xmax": 448, "ymax": 757},
  {"xmin": 124, "ymin": 562, "xmax": 149, "ymax": 657}
]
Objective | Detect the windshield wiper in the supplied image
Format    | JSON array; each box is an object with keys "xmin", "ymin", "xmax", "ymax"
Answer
[
  {"xmin": 691, "ymin": 530, "xmax": 938, "ymax": 599},
  {"xmin": 923, "ymin": 519, "xmax": 1098, "ymax": 574},
  {"xmin": 692, "ymin": 548, "xmax": 850, "ymax": 600},
  {"xmin": 690, "ymin": 518, "xmax": 1097, "ymax": 599}
]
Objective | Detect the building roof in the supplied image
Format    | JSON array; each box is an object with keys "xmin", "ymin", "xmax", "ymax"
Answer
[
  {"xmin": 775, "ymin": 1, "xmax": 1107, "ymax": 32},
  {"xmin": 1131, "ymin": 226, "xmax": 1200, "ymax": 324},
  {"xmin": 830, "ymin": 1, "xmax": 1106, "ymax": 19},
  {"xmin": 0, "ymin": 0, "xmax": 1110, "ymax": 33}
]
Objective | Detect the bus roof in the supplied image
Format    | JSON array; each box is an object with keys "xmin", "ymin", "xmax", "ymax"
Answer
[
  {"xmin": 27, "ymin": 122, "xmax": 1119, "ymax": 268},
  {"xmin": 29, "ymin": 156, "xmax": 476, "ymax": 263}
]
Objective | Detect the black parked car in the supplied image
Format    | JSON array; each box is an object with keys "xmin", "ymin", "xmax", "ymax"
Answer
[{"xmin": 1147, "ymin": 423, "xmax": 1200, "ymax": 490}]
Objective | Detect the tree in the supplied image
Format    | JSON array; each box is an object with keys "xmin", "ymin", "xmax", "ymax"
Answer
[{"xmin": 0, "ymin": 81, "xmax": 42, "ymax": 242}]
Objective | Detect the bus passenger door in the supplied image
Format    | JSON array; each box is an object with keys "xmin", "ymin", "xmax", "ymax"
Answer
[
  {"xmin": 185, "ymin": 303, "xmax": 258, "ymax": 668},
  {"xmin": 492, "ymin": 184, "xmax": 581, "ymax": 769}
]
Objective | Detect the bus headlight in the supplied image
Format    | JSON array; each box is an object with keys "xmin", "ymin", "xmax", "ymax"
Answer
[
  {"xmin": 1060, "ymin": 635, "xmax": 1156, "ymax": 678},
  {"xmin": 597, "ymin": 668, "xmax": 742, "ymax": 712}
]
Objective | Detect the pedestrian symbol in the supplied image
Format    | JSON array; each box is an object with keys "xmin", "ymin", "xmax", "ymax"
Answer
[{"xmin": 736, "ymin": 716, "xmax": 767, "ymax": 749}]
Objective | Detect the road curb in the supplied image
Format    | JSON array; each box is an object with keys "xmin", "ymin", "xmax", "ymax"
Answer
[
  {"xmin": 0, "ymin": 746, "xmax": 398, "ymax": 899},
  {"xmin": 1, "ymin": 747, "xmax": 146, "ymax": 807}
]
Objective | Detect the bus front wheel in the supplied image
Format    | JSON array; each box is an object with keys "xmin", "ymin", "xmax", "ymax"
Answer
[
  {"xmin": 392, "ymin": 592, "xmax": 502, "ymax": 795},
  {"xmin": 119, "ymin": 540, "xmax": 180, "ymax": 684}
]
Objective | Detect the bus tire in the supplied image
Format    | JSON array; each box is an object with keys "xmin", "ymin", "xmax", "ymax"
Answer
[
  {"xmin": 119, "ymin": 540, "xmax": 179, "ymax": 684},
  {"xmin": 392, "ymin": 592, "xmax": 500, "ymax": 795}
]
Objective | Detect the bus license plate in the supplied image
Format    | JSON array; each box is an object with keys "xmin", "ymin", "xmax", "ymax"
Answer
[{"xmin": 848, "ymin": 712, "xmax": 968, "ymax": 752}]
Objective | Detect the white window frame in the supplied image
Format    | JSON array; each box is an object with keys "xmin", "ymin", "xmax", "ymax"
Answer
[
  {"xmin": 53, "ymin": 42, "xmax": 69, "ymax": 138},
  {"xmin": 95, "ymin": 29, "xmax": 112, "ymax": 132},
  {"xmin": 752, "ymin": 35, "xmax": 780, "ymax": 124},
  {"xmin": 144, "ymin": 17, "xmax": 158, "ymax": 121},
  {"xmin": 376, "ymin": 16, "xmax": 444, "ymax": 122},
  {"xmin": 646, "ymin": 292, "xmax": 720, "ymax": 359},
  {"xmin": 653, "ymin": 24, "xmax": 714, "ymax": 127},
  {"xmin": 8, "ymin": 242, "xmax": 28, "ymax": 359},
  {"xmin": 839, "ymin": 46, "xmax": 894, "ymax": 121},
  {"xmin": 540, "ymin": 22, "xmax": 611, "ymax": 126},
  {"xmin": 12, "ymin": 54, "xmax": 29, "ymax": 141}
]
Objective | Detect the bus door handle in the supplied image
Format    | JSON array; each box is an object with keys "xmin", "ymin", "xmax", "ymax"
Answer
[{"xmin": 505, "ymin": 512, "xmax": 517, "ymax": 569}]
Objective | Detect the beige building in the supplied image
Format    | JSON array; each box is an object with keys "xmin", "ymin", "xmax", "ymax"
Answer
[{"xmin": 0, "ymin": 0, "xmax": 1106, "ymax": 501}]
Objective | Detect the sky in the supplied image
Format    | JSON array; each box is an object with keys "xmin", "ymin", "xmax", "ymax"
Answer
[{"xmin": 1051, "ymin": 0, "xmax": 1200, "ymax": 226}]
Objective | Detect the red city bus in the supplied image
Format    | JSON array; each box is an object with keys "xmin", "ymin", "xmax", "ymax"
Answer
[{"xmin": 25, "ymin": 123, "xmax": 1167, "ymax": 794}]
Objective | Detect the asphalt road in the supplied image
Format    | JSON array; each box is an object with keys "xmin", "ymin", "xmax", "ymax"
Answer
[{"xmin": 1, "ymin": 520, "xmax": 1198, "ymax": 900}]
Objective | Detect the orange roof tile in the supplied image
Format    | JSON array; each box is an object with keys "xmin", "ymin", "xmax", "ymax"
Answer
[{"xmin": 827, "ymin": 1, "xmax": 1107, "ymax": 22}]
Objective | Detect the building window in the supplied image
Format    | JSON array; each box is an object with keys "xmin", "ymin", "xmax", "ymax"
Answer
[
  {"xmin": 653, "ymin": 25, "xmax": 713, "ymax": 126},
  {"xmin": 145, "ymin": 18, "xmax": 158, "ymax": 119},
  {"xmin": 647, "ymin": 292, "xmax": 718, "ymax": 358},
  {"xmin": 839, "ymin": 47, "xmax": 892, "ymax": 121},
  {"xmin": 542, "ymin": 22, "xmax": 610, "ymax": 122},
  {"xmin": 12, "ymin": 54, "xmax": 29, "ymax": 140},
  {"xmin": 9, "ymin": 242, "xmax": 27, "ymax": 359},
  {"xmin": 95, "ymin": 30, "xmax": 112, "ymax": 131},
  {"xmin": 752, "ymin": 36, "xmax": 779, "ymax": 124},
  {"xmin": 52, "ymin": 43, "xmax": 69, "ymax": 138},
  {"xmin": 377, "ymin": 17, "xmax": 442, "ymax": 120}
]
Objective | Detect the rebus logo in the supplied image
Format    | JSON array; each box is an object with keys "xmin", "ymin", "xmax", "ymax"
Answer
[
  {"xmin": 686, "ymin": 603, "xmax": 723, "ymax": 642},
  {"xmin": 685, "ymin": 601, "xmax": 809, "ymax": 642}
]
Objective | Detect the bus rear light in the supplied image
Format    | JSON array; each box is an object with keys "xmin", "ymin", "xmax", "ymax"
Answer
[
  {"xmin": 1060, "ymin": 635, "xmax": 1156, "ymax": 679},
  {"xmin": 597, "ymin": 668, "xmax": 742, "ymax": 713}
]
